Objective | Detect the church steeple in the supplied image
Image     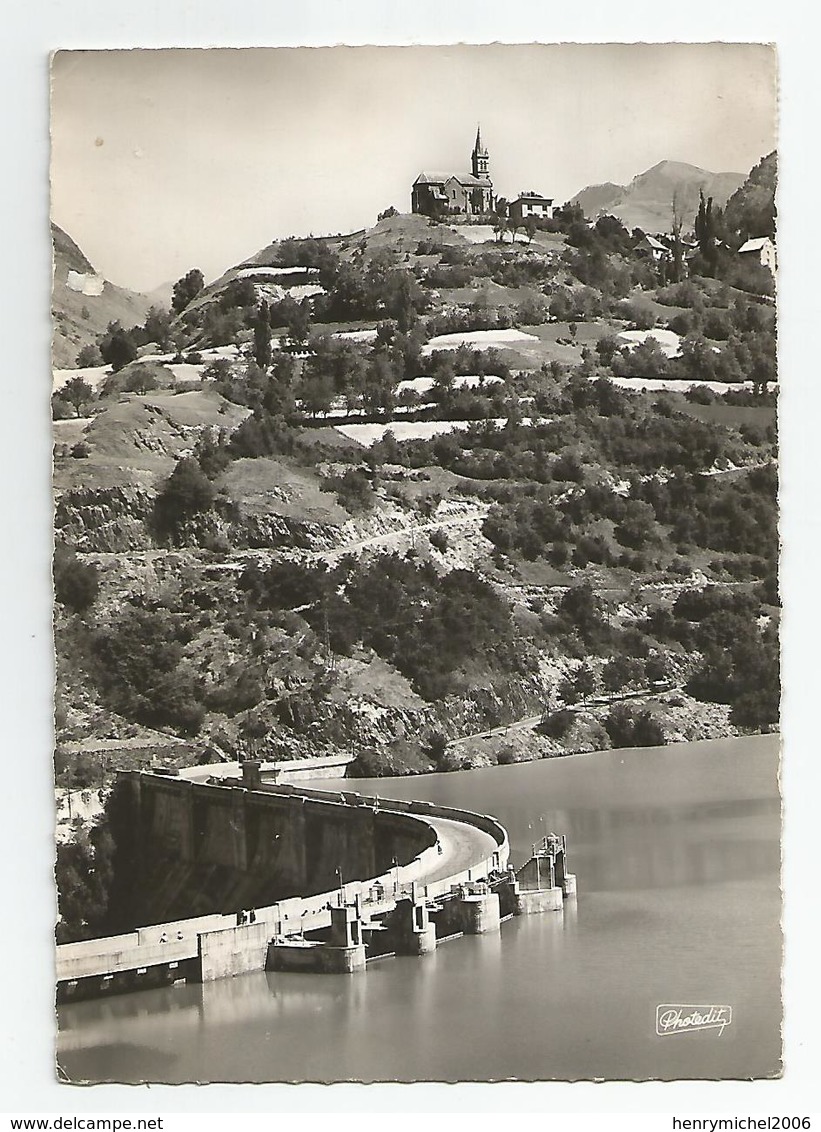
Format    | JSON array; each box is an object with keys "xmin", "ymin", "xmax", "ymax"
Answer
[{"xmin": 471, "ymin": 125, "xmax": 490, "ymax": 181}]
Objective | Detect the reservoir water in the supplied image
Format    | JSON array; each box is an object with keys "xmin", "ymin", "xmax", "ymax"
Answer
[{"xmin": 56, "ymin": 733, "xmax": 781, "ymax": 1082}]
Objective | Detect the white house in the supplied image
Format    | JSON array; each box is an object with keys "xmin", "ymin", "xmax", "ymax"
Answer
[
  {"xmin": 634, "ymin": 235, "xmax": 670, "ymax": 263},
  {"xmin": 509, "ymin": 193, "xmax": 554, "ymax": 225},
  {"xmin": 738, "ymin": 236, "xmax": 776, "ymax": 274}
]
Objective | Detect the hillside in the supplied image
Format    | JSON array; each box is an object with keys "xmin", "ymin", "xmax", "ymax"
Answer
[
  {"xmin": 722, "ymin": 151, "xmax": 777, "ymax": 244},
  {"xmin": 570, "ymin": 182, "xmax": 622, "ymax": 219},
  {"xmin": 571, "ymin": 160, "xmax": 745, "ymax": 234},
  {"xmin": 52, "ymin": 193, "xmax": 778, "ymax": 815},
  {"xmin": 52, "ymin": 224, "xmax": 156, "ymax": 368}
]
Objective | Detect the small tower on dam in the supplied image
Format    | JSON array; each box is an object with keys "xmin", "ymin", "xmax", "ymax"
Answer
[{"xmin": 510, "ymin": 834, "xmax": 577, "ymax": 915}]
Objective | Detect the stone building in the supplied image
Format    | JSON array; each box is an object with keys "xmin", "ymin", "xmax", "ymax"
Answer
[
  {"xmin": 411, "ymin": 128, "xmax": 494, "ymax": 218},
  {"xmin": 508, "ymin": 192, "xmax": 554, "ymax": 226}
]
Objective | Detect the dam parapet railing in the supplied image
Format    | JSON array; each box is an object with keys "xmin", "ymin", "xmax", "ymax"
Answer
[{"xmin": 56, "ymin": 769, "xmax": 573, "ymax": 998}]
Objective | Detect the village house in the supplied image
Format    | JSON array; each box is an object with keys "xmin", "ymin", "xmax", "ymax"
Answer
[
  {"xmin": 412, "ymin": 128, "xmax": 494, "ymax": 218},
  {"xmin": 508, "ymin": 192, "xmax": 554, "ymax": 226},
  {"xmin": 738, "ymin": 236, "xmax": 776, "ymax": 274},
  {"xmin": 634, "ymin": 234, "xmax": 670, "ymax": 263}
]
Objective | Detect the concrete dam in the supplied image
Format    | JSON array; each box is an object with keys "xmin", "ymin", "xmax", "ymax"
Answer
[{"xmin": 56, "ymin": 764, "xmax": 576, "ymax": 1001}]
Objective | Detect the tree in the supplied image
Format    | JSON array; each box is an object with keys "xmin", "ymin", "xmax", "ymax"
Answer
[
  {"xmin": 695, "ymin": 190, "xmax": 719, "ymax": 277},
  {"xmin": 596, "ymin": 334, "xmax": 620, "ymax": 366},
  {"xmin": 153, "ymin": 457, "xmax": 215, "ymax": 538},
  {"xmin": 253, "ymin": 300, "xmax": 272, "ymax": 369},
  {"xmin": 559, "ymin": 662, "xmax": 598, "ymax": 704},
  {"xmin": 59, "ymin": 376, "xmax": 94, "ymax": 417},
  {"xmin": 492, "ymin": 198, "xmax": 509, "ymax": 242},
  {"xmin": 286, "ymin": 301, "xmax": 312, "ymax": 346},
  {"xmin": 171, "ymin": 268, "xmax": 205, "ymax": 314},
  {"xmin": 601, "ymin": 655, "xmax": 644, "ymax": 693},
  {"xmin": 670, "ymin": 191, "xmax": 685, "ymax": 284},
  {"xmin": 297, "ymin": 372, "xmax": 335, "ymax": 420},
  {"xmin": 143, "ymin": 305, "xmax": 172, "ymax": 349},
  {"xmin": 524, "ymin": 216, "xmax": 538, "ymax": 244},
  {"xmin": 121, "ymin": 364, "xmax": 159, "ymax": 394},
  {"xmin": 76, "ymin": 344, "xmax": 103, "ymax": 367},
  {"xmin": 99, "ymin": 324, "xmax": 138, "ymax": 373}
]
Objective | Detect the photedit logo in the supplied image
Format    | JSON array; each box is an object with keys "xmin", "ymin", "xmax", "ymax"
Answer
[{"xmin": 656, "ymin": 1004, "xmax": 732, "ymax": 1036}]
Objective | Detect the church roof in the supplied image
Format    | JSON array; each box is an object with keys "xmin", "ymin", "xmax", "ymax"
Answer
[
  {"xmin": 414, "ymin": 171, "xmax": 452, "ymax": 185},
  {"xmin": 414, "ymin": 171, "xmax": 492, "ymax": 188},
  {"xmin": 450, "ymin": 173, "xmax": 491, "ymax": 187}
]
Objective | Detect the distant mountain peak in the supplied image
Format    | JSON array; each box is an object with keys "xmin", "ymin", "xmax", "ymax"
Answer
[{"xmin": 570, "ymin": 160, "xmax": 746, "ymax": 234}]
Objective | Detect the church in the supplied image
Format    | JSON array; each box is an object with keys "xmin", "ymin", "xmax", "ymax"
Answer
[{"xmin": 411, "ymin": 128, "xmax": 495, "ymax": 218}]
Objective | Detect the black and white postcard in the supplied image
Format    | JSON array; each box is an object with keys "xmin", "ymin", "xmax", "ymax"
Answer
[{"xmin": 47, "ymin": 43, "xmax": 783, "ymax": 1086}]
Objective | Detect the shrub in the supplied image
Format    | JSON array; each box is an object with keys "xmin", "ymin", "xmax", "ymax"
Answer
[
  {"xmin": 99, "ymin": 325, "xmax": 139, "ymax": 372},
  {"xmin": 605, "ymin": 704, "xmax": 666, "ymax": 748},
  {"xmin": 615, "ymin": 298, "xmax": 655, "ymax": 330},
  {"xmin": 539, "ymin": 707, "xmax": 576, "ymax": 739},
  {"xmin": 89, "ymin": 606, "xmax": 204, "ymax": 736},
  {"xmin": 54, "ymin": 543, "xmax": 99, "ymax": 613},
  {"xmin": 153, "ymin": 458, "xmax": 215, "ymax": 539},
  {"xmin": 76, "ymin": 344, "xmax": 103, "ymax": 367},
  {"xmin": 327, "ymin": 468, "xmax": 374, "ymax": 513},
  {"xmin": 429, "ymin": 529, "xmax": 449, "ymax": 553}
]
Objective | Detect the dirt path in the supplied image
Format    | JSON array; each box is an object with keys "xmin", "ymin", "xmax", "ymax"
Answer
[
  {"xmin": 448, "ymin": 715, "xmax": 544, "ymax": 750},
  {"xmin": 316, "ymin": 509, "xmax": 486, "ymax": 565}
]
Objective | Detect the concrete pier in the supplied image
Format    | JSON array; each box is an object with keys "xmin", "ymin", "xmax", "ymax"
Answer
[
  {"xmin": 266, "ymin": 938, "xmax": 367, "ymax": 974},
  {"xmin": 392, "ymin": 885, "xmax": 438, "ymax": 955},
  {"xmin": 458, "ymin": 888, "xmax": 501, "ymax": 934}
]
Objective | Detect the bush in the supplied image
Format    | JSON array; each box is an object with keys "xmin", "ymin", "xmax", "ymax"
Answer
[
  {"xmin": 89, "ymin": 606, "xmax": 204, "ymax": 736},
  {"xmin": 615, "ymin": 298, "xmax": 655, "ymax": 330},
  {"xmin": 153, "ymin": 458, "xmax": 215, "ymax": 539},
  {"xmin": 517, "ymin": 296, "xmax": 548, "ymax": 325},
  {"xmin": 429, "ymin": 529, "xmax": 449, "ymax": 553},
  {"xmin": 327, "ymin": 468, "xmax": 374, "ymax": 513},
  {"xmin": 99, "ymin": 325, "xmax": 139, "ymax": 372},
  {"xmin": 538, "ymin": 707, "xmax": 576, "ymax": 739},
  {"xmin": 120, "ymin": 365, "xmax": 159, "ymax": 394},
  {"xmin": 605, "ymin": 704, "xmax": 666, "ymax": 748},
  {"xmin": 76, "ymin": 344, "xmax": 103, "ymax": 367},
  {"xmin": 54, "ymin": 543, "xmax": 99, "ymax": 613}
]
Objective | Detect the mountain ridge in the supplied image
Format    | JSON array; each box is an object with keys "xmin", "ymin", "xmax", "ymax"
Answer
[
  {"xmin": 52, "ymin": 223, "xmax": 157, "ymax": 368},
  {"xmin": 570, "ymin": 160, "xmax": 745, "ymax": 234}
]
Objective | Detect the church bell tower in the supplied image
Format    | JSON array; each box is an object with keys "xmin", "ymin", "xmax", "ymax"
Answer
[{"xmin": 471, "ymin": 126, "xmax": 490, "ymax": 181}]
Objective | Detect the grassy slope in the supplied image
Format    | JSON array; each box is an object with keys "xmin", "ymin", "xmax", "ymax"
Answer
[{"xmin": 52, "ymin": 224, "xmax": 155, "ymax": 368}]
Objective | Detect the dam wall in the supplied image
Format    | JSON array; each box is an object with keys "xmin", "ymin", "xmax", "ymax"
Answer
[
  {"xmin": 109, "ymin": 772, "xmax": 440, "ymax": 928},
  {"xmin": 56, "ymin": 774, "xmax": 513, "ymax": 997}
]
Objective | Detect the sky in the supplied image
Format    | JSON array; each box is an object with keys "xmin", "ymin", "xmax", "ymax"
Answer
[{"xmin": 50, "ymin": 44, "xmax": 777, "ymax": 293}]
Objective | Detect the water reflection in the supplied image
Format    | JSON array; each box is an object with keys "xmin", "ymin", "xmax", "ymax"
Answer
[{"xmin": 57, "ymin": 735, "xmax": 781, "ymax": 1083}]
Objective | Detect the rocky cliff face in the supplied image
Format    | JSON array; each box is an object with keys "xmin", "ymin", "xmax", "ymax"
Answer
[
  {"xmin": 55, "ymin": 485, "xmax": 156, "ymax": 552},
  {"xmin": 54, "ymin": 483, "xmax": 342, "ymax": 555}
]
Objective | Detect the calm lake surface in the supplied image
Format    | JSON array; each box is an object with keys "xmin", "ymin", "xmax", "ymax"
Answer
[{"xmin": 57, "ymin": 733, "xmax": 781, "ymax": 1082}]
